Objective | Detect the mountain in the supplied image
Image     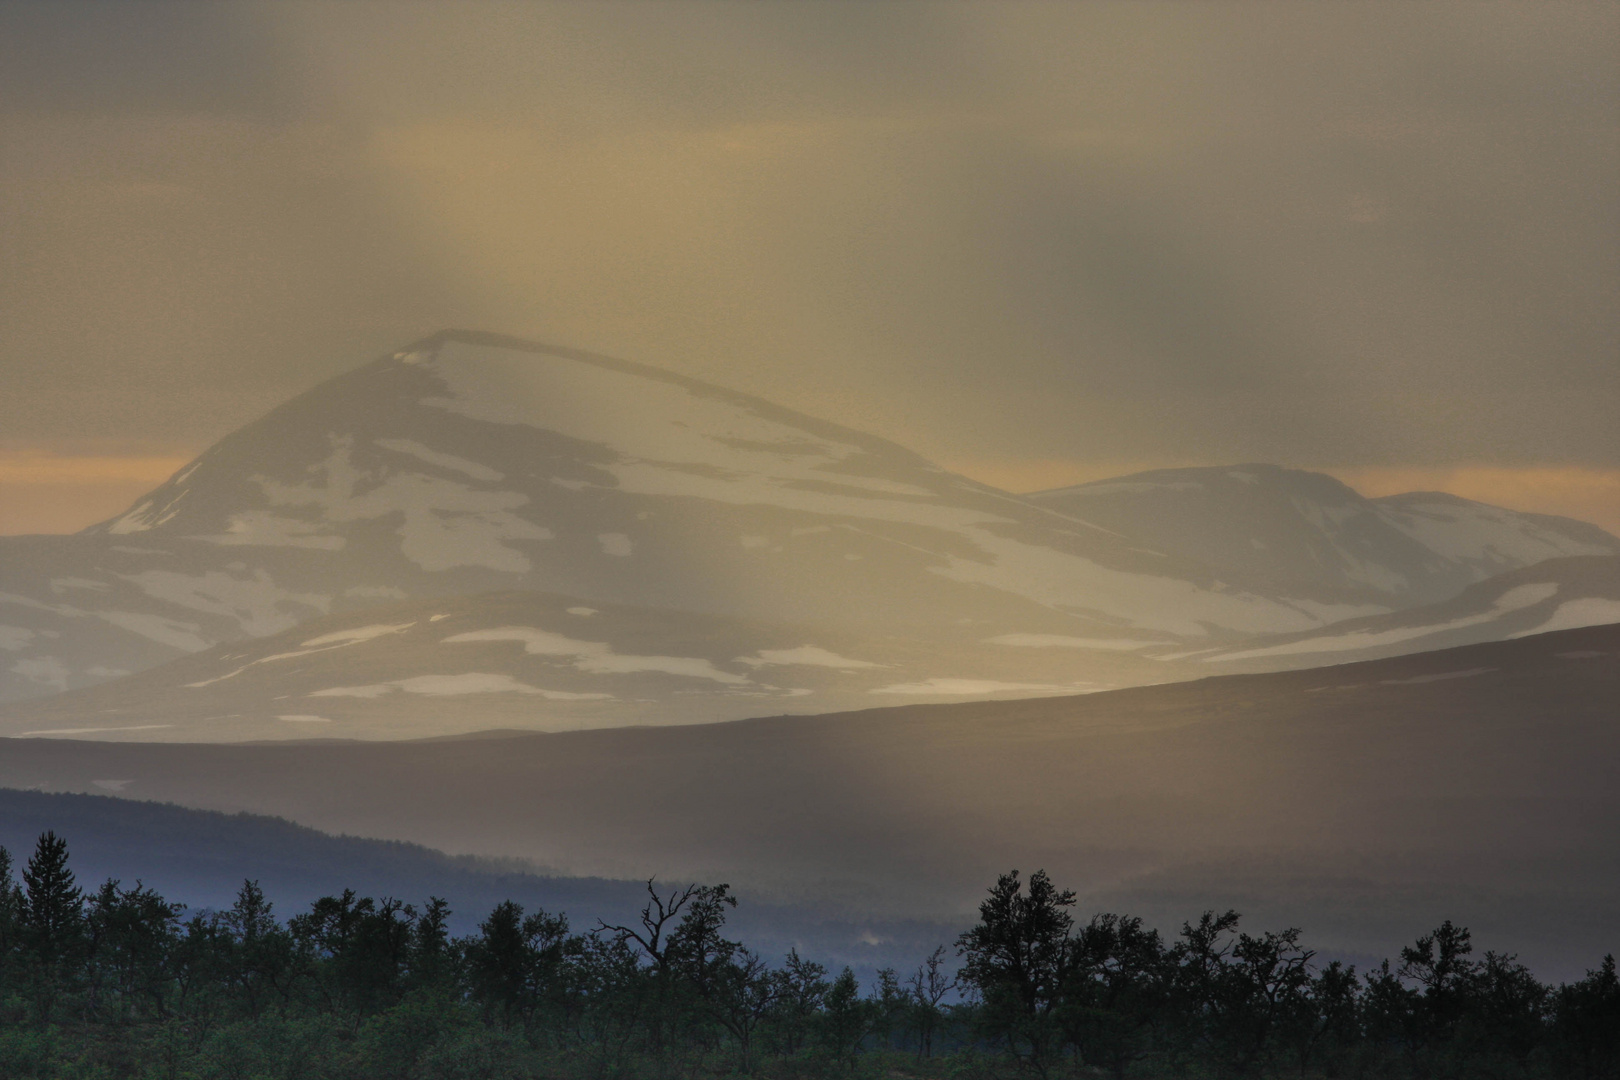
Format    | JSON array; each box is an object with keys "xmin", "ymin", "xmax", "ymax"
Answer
[
  {"xmin": 5, "ymin": 623, "xmax": 1616, "ymax": 977},
  {"xmin": 1028, "ymin": 464, "xmax": 1619, "ymax": 607},
  {"xmin": 1176, "ymin": 555, "xmax": 1620, "ymax": 672},
  {"xmin": 0, "ymin": 587, "xmax": 1189, "ymax": 742},
  {"xmin": 0, "ymin": 331, "xmax": 1388, "ymax": 708}
]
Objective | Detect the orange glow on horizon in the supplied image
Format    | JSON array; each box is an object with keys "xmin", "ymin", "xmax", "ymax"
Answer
[
  {"xmin": 5, "ymin": 448, "xmax": 1618, "ymax": 540},
  {"xmin": 0, "ymin": 452, "xmax": 195, "ymax": 536},
  {"xmin": 944, "ymin": 458, "xmax": 1620, "ymax": 538}
]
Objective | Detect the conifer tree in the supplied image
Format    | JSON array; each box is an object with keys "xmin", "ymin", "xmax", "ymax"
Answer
[
  {"xmin": 0, "ymin": 845, "xmax": 20, "ymax": 996},
  {"xmin": 20, "ymin": 830, "xmax": 85, "ymax": 1022},
  {"xmin": 22, "ymin": 831, "xmax": 83, "ymax": 962}
]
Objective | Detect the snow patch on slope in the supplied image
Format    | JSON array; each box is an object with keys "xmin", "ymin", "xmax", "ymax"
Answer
[
  {"xmin": 122, "ymin": 569, "xmax": 330, "ymax": 637},
  {"xmin": 736, "ymin": 646, "xmax": 880, "ymax": 670},
  {"xmin": 375, "ymin": 438, "xmax": 505, "ymax": 482},
  {"xmin": 257, "ymin": 437, "xmax": 551, "ymax": 572},
  {"xmin": 310, "ymin": 673, "xmax": 611, "ymax": 699},
  {"xmin": 1210, "ymin": 582, "xmax": 1559, "ymax": 662},
  {"xmin": 871, "ymin": 678, "xmax": 1085, "ymax": 696},
  {"xmin": 1379, "ymin": 496, "xmax": 1614, "ymax": 566},
  {"xmin": 442, "ymin": 626, "xmax": 749, "ymax": 684},
  {"xmin": 195, "ymin": 511, "xmax": 346, "ymax": 550},
  {"xmin": 11, "ymin": 657, "xmax": 70, "ymax": 693},
  {"xmin": 1508, "ymin": 598, "xmax": 1620, "ymax": 639},
  {"xmin": 986, "ymin": 634, "xmax": 1159, "ymax": 651},
  {"xmin": 95, "ymin": 612, "xmax": 211, "ymax": 652},
  {"xmin": 0, "ymin": 626, "xmax": 36, "ymax": 651},
  {"xmin": 301, "ymin": 623, "xmax": 416, "ymax": 647}
]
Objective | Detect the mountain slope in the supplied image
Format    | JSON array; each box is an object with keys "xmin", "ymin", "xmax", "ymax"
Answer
[
  {"xmin": 5, "ymin": 623, "xmax": 1615, "ymax": 976},
  {"xmin": 0, "ymin": 332, "xmax": 1381, "ymax": 707},
  {"xmin": 1179, "ymin": 555, "xmax": 1620, "ymax": 672},
  {"xmin": 0, "ymin": 588, "xmax": 1183, "ymax": 741},
  {"xmin": 1028, "ymin": 464, "xmax": 1618, "ymax": 606}
]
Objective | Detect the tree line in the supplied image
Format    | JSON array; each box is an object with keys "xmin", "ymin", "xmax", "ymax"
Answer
[{"xmin": 0, "ymin": 835, "xmax": 1615, "ymax": 1078}]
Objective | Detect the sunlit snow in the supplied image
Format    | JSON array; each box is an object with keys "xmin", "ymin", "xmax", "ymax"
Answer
[
  {"xmin": 122, "ymin": 568, "xmax": 330, "ymax": 636},
  {"xmin": 0, "ymin": 626, "xmax": 37, "ymax": 651},
  {"xmin": 871, "ymin": 678, "xmax": 1085, "ymax": 695},
  {"xmin": 96, "ymin": 611, "xmax": 211, "ymax": 652},
  {"xmin": 1507, "ymin": 598, "xmax": 1620, "ymax": 638},
  {"xmin": 597, "ymin": 533, "xmax": 633, "ymax": 557},
  {"xmin": 1209, "ymin": 582, "xmax": 1560, "ymax": 662},
  {"xmin": 736, "ymin": 646, "xmax": 880, "ymax": 669},
  {"xmin": 442, "ymin": 626, "xmax": 749, "ymax": 683},
  {"xmin": 375, "ymin": 438, "xmax": 505, "ymax": 482},
  {"xmin": 300, "ymin": 623, "xmax": 416, "ymax": 647},
  {"xmin": 310, "ymin": 673, "xmax": 611, "ymax": 699},
  {"xmin": 985, "ymin": 634, "xmax": 1159, "ymax": 650},
  {"xmin": 258, "ymin": 437, "xmax": 551, "ymax": 572}
]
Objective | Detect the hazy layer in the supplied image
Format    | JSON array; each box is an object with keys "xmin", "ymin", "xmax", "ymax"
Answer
[{"xmin": 2, "ymin": 2, "xmax": 1615, "ymax": 535}]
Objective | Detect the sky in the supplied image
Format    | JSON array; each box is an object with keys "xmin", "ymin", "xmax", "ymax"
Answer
[{"xmin": 2, "ymin": 1, "xmax": 1617, "ymax": 534}]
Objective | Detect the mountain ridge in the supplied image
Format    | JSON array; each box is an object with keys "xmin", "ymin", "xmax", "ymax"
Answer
[
  {"xmin": 4, "ymin": 331, "xmax": 1613, "ymax": 720},
  {"xmin": 1029, "ymin": 462, "xmax": 1618, "ymax": 605},
  {"xmin": 0, "ymin": 333, "xmax": 1381, "ymax": 709}
]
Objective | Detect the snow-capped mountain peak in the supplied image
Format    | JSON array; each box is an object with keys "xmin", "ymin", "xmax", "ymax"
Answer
[{"xmin": 1029, "ymin": 463, "xmax": 1617, "ymax": 606}]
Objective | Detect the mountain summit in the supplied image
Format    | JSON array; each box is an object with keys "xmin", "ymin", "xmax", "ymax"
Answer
[
  {"xmin": 3, "ymin": 332, "xmax": 1613, "ymax": 730},
  {"xmin": 2, "ymin": 332, "xmax": 1379, "ymax": 712}
]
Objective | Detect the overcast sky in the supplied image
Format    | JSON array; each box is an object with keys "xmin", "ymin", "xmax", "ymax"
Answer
[{"xmin": 2, "ymin": 1, "xmax": 1616, "ymax": 533}]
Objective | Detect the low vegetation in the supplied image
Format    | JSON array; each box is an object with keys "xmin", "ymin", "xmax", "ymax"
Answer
[{"xmin": 0, "ymin": 835, "xmax": 1614, "ymax": 1079}]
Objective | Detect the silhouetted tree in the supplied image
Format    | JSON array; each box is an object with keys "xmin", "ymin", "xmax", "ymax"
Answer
[
  {"xmin": 408, "ymin": 895, "xmax": 454, "ymax": 992},
  {"xmin": 817, "ymin": 965, "xmax": 871, "ymax": 1069},
  {"xmin": 1550, "ymin": 954, "xmax": 1620, "ymax": 1079},
  {"xmin": 0, "ymin": 844, "xmax": 21, "ymax": 1004},
  {"xmin": 216, "ymin": 878, "xmax": 298, "ymax": 1018},
  {"xmin": 1278, "ymin": 958, "xmax": 1359, "ymax": 1078},
  {"xmin": 906, "ymin": 944, "xmax": 956, "ymax": 1061},
  {"xmin": 1064, "ymin": 912, "xmax": 1167, "ymax": 1078},
  {"xmin": 598, "ymin": 878, "xmax": 712, "ymax": 1063},
  {"xmin": 463, "ymin": 899, "xmax": 570, "ymax": 1029},
  {"xmin": 957, "ymin": 869, "xmax": 1076, "ymax": 1076},
  {"xmin": 772, "ymin": 947, "xmax": 829, "ymax": 1056},
  {"xmin": 0, "ymin": 835, "xmax": 1609, "ymax": 1079},
  {"xmin": 20, "ymin": 831, "xmax": 84, "ymax": 1022},
  {"xmin": 1471, "ymin": 950, "xmax": 1548, "ymax": 1071},
  {"xmin": 84, "ymin": 878, "xmax": 180, "ymax": 1022},
  {"xmin": 1399, "ymin": 919, "xmax": 1479, "ymax": 1074}
]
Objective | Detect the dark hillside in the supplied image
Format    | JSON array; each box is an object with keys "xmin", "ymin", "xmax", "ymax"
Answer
[{"xmin": 4, "ymin": 622, "xmax": 1616, "ymax": 978}]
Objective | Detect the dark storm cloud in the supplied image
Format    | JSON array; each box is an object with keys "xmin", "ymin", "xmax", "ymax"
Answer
[
  {"xmin": 1, "ymin": 1, "xmax": 1615, "ymax": 483},
  {"xmin": 0, "ymin": 3, "xmax": 293, "ymax": 119}
]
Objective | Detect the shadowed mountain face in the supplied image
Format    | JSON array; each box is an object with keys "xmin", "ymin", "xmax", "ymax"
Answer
[
  {"xmin": 0, "ymin": 332, "xmax": 1396, "ymax": 708},
  {"xmin": 4, "ymin": 623, "xmax": 1615, "ymax": 978},
  {"xmin": 1030, "ymin": 465, "xmax": 1619, "ymax": 606}
]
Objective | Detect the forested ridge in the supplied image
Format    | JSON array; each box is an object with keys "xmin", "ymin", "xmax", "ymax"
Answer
[{"xmin": 0, "ymin": 835, "xmax": 1614, "ymax": 1079}]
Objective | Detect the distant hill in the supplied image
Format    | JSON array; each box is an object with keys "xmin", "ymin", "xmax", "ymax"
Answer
[
  {"xmin": 0, "ymin": 789, "xmax": 646, "ymax": 932},
  {"xmin": 0, "ymin": 789, "xmax": 956, "ymax": 976},
  {"xmin": 1029, "ymin": 464, "xmax": 1618, "ymax": 606},
  {"xmin": 5, "ymin": 622, "xmax": 1616, "ymax": 979}
]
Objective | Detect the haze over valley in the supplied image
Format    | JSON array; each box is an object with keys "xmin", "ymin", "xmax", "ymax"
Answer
[{"xmin": 1, "ymin": 11, "xmax": 1616, "ymax": 1074}]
